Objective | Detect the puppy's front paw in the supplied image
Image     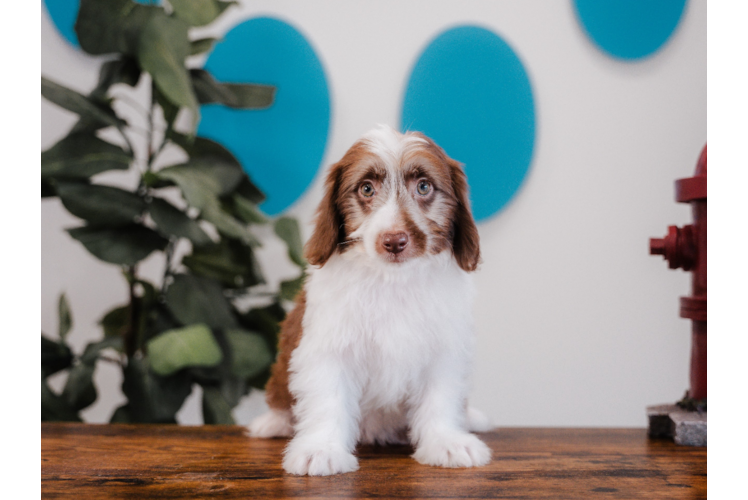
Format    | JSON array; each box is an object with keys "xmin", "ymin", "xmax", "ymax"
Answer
[
  {"xmin": 248, "ymin": 409, "xmax": 293, "ymax": 438},
  {"xmin": 283, "ymin": 438, "xmax": 359, "ymax": 476},
  {"xmin": 413, "ymin": 432, "xmax": 491, "ymax": 468}
]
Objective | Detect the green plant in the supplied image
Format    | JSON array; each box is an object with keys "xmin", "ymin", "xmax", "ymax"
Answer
[{"xmin": 41, "ymin": 0, "xmax": 305, "ymax": 424}]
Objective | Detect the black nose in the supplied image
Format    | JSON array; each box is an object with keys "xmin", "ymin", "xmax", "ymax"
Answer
[{"xmin": 382, "ymin": 232, "xmax": 409, "ymax": 254}]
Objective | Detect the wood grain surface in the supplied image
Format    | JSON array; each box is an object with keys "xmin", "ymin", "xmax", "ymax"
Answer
[{"xmin": 41, "ymin": 423, "xmax": 706, "ymax": 499}]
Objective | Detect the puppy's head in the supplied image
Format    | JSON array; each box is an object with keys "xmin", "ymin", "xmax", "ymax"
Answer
[{"xmin": 304, "ymin": 125, "xmax": 480, "ymax": 271}]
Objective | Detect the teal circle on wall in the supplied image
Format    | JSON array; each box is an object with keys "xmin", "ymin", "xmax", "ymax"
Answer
[
  {"xmin": 574, "ymin": 0, "xmax": 687, "ymax": 60},
  {"xmin": 44, "ymin": 0, "xmax": 159, "ymax": 48},
  {"xmin": 198, "ymin": 17, "xmax": 331, "ymax": 216},
  {"xmin": 401, "ymin": 26, "xmax": 535, "ymax": 222}
]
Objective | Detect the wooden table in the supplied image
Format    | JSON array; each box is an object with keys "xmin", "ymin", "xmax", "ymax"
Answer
[{"xmin": 41, "ymin": 423, "xmax": 706, "ymax": 499}]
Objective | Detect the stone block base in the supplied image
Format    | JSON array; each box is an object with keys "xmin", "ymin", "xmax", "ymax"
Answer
[{"xmin": 647, "ymin": 404, "xmax": 706, "ymax": 446}]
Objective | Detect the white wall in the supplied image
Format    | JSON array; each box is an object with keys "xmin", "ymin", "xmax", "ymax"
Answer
[{"xmin": 41, "ymin": 0, "xmax": 706, "ymax": 427}]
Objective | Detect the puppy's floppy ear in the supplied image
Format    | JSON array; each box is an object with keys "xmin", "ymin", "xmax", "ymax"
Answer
[
  {"xmin": 448, "ymin": 158, "xmax": 481, "ymax": 272},
  {"xmin": 304, "ymin": 162, "xmax": 344, "ymax": 266}
]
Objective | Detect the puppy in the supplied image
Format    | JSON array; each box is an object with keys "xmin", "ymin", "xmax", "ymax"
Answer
[{"xmin": 249, "ymin": 125, "xmax": 491, "ymax": 476}]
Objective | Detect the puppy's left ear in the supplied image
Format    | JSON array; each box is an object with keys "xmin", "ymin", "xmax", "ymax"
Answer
[{"xmin": 448, "ymin": 159, "xmax": 481, "ymax": 272}]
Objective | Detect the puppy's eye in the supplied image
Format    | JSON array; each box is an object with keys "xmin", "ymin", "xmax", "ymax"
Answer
[
  {"xmin": 416, "ymin": 180, "xmax": 432, "ymax": 196},
  {"xmin": 360, "ymin": 182, "xmax": 375, "ymax": 198}
]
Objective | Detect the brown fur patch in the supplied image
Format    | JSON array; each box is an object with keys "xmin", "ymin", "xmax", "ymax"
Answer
[{"xmin": 264, "ymin": 289, "xmax": 306, "ymax": 411}]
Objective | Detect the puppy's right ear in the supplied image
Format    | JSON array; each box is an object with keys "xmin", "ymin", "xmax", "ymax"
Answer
[{"xmin": 304, "ymin": 162, "xmax": 343, "ymax": 266}]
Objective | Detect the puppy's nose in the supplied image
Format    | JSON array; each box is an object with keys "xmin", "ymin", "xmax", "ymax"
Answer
[{"xmin": 382, "ymin": 232, "xmax": 409, "ymax": 254}]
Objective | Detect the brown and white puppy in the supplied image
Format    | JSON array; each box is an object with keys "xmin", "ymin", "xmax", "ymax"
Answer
[{"xmin": 250, "ymin": 125, "xmax": 491, "ymax": 476}]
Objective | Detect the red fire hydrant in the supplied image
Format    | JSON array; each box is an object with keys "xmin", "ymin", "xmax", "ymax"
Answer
[{"xmin": 650, "ymin": 145, "xmax": 707, "ymax": 401}]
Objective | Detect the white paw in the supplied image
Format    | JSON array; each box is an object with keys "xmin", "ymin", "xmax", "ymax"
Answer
[
  {"xmin": 413, "ymin": 432, "xmax": 491, "ymax": 468},
  {"xmin": 248, "ymin": 409, "xmax": 293, "ymax": 438},
  {"xmin": 283, "ymin": 439, "xmax": 359, "ymax": 476}
]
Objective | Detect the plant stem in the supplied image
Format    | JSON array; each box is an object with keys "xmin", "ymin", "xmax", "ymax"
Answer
[{"xmin": 124, "ymin": 266, "xmax": 140, "ymax": 358}]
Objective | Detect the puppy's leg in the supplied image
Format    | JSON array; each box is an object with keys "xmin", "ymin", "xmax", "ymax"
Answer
[
  {"xmin": 283, "ymin": 352, "xmax": 361, "ymax": 476},
  {"xmin": 248, "ymin": 291, "xmax": 306, "ymax": 438},
  {"xmin": 409, "ymin": 355, "xmax": 491, "ymax": 468}
]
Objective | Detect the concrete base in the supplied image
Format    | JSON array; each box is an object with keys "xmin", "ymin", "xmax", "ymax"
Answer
[{"xmin": 647, "ymin": 404, "xmax": 707, "ymax": 446}]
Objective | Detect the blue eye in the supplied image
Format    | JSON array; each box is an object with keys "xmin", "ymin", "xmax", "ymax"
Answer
[{"xmin": 417, "ymin": 180, "xmax": 431, "ymax": 196}]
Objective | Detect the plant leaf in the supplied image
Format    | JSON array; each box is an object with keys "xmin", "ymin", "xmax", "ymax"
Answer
[
  {"xmin": 147, "ymin": 324, "xmax": 223, "ymax": 376},
  {"xmin": 41, "ymin": 336, "xmax": 73, "ymax": 377},
  {"xmin": 149, "ymin": 197, "xmax": 213, "ymax": 246},
  {"xmin": 62, "ymin": 363, "xmax": 97, "ymax": 411},
  {"xmin": 80, "ymin": 336, "xmax": 123, "ymax": 365},
  {"xmin": 170, "ymin": 0, "xmax": 236, "ymax": 27},
  {"xmin": 57, "ymin": 182, "xmax": 145, "ymax": 227},
  {"xmin": 67, "ymin": 225, "xmax": 168, "ymax": 266},
  {"xmin": 157, "ymin": 160, "xmax": 243, "ymax": 205},
  {"xmin": 121, "ymin": 357, "xmax": 192, "ymax": 423},
  {"xmin": 190, "ymin": 37, "xmax": 218, "ymax": 55},
  {"xmin": 231, "ymin": 194, "xmax": 268, "ymax": 224},
  {"xmin": 164, "ymin": 274, "xmax": 237, "ymax": 329},
  {"xmin": 41, "ymin": 77, "xmax": 126, "ymax": 130},
  {"xmin": 190, "ymin": 69, "xmax": 275, "ymax": 109},
  {"xmin": 100, "ymin": 305, "xmax": 130, "ymax": 338},
  {"xmin": 182, "ymin": 239, "xmax": 263, "ymax": 288},
  {"xmin": 91, "ymin": 57, "xmax": 141, "ymax": 99},
  {"xmin": 274, "ymin": 217, "xmax": 306, "ymax": 268},
  {"xmin": 225, "ymin": 329, "xmax": 273, "ymax": 380},
  {"xmin": 41, "ymin": 133, "xmax": 132, "ymax": 180},
  {"xmin": 201, "ymin": 386, "xmax": 235, "ymax": 424},
  {"xmin": 279, "ymin": 273, "xmax": 305, "ymax": 302},
  {"xmin": 58, "ymin": 293, "xmax": 72, "ymax": 340},
  {"xmin": 75, "ymin": 0, "xmax": 156, "ymax": 56},
  {"xmin": 137, "ymin": 13, "xmax": 197, "ymax": 130},
  {"xmin": 42, "ymin": 373, "xmax": 81, "ymax": 422}
]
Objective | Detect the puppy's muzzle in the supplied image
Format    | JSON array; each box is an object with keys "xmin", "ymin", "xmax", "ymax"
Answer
[{"xmin": 381, "ymin": 232, "xmax": 409, "ymax": 254}]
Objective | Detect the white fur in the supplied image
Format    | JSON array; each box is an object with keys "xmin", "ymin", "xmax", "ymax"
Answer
[{"xmin": 250, "ymin": 126, "xmax": 491, "ymax": 476}]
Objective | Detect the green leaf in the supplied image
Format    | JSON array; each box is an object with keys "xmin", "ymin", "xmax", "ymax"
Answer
[
  {"xmin": 235, "ymin": 177, "xmax": 266, "ymax": 204},
  {"xmin": 109, "ymin": 404, "xmax": 132, "ymax": 423},
  {"xmin": 42, "ymin": 179, "xmax": 57, "ymax": 197},
  {"xmin": 58, "ymin": 293, "xmax": 72, "ymax": 340},
  {"xmin": 157, "ymin": 160, "xmax": 243, "ymax": 206},
  {"xmin": 147, "ymin": 324, "xmax": 223, "ymax": 376},
  {"xmin": 57, "ymin": 182, "xmax": 145, "ymax": 227},
  {"xmin": 41, "ymin": 133, "xmax": 132, "ymax": 180},
  {"xmin": 279, "ymin": 273, "xmax": 305, "ymax": 302},
  {"xmin": 201, "ymin": 386, "xmax": 235, "ymax": 424},
  {"xmin": 42, "ymin": 373, "xmax": 81, "ymax": 422},
  {"xmin": 41, "ymin": 336, "xmax": 73, "ymax": 377},
  {"xmin": 165, "ymin": 274, "xmax": 237, "ymax": 329},
  {"xmin": 154, "ymin": 83, "xmax": 180, "ymax": 130},
  {"xmin": 170, "ymin": 0, "xmax": 236, "ymax": 27},
  {"xmin": 75, "ymin": 0, "xmax": 156, "ymax": 56},
  {"xmin": 80, "ymin": 336, "xmax": 123, "ymax": 365},
  {"xmin": 137, "ymin": 13, "xmax": 197, "ymax": 130},
  {"xmin": 67, "ymin": 224, "xmax": 168, "ymax": 266},
  {"xmin": 41, "ymin": 77, "xmax": 126, "ymax": 130},
  {"xmin": 100, "ymin": 305, "xmax": 129, "ymax": 338},
  {"xmin": 62, "ymin": 363, "xmax": 97, "ymax": 411},
  {"xmin": 190, "ymin": 37, "xmax": 217, "ymax": 55},
  {"xmin": 274, "ymin": 217, "xmax": 306, "ymax": 268},
  {"xmin": 225, "ymin": 329, "xmax": 273, "ymax": 380},
  {"xmin": 190, "ymin": 69, "xmax": 275, "ymax": 109},
  {"xmin": 121, "ymin": 357, "xmax": 192, "ymax": 423},
  {"xmin": 91, "ymin": 57, "xmax": 141, "ymax": 99},
  {"xmin": 231, "ymin": 194, "xmax": 268, "ymax": 224},
  {"xmin": 149, "ymin": 197, "xmax": 213, "ymax": 246},
  {"xmin": 182, "ymin": 239, "xmax": 263, "ymax": 288}
]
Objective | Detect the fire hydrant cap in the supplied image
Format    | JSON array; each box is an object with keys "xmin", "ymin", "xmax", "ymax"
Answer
[{"xmin": 675, "ymin": 145, "xmax": 706, "ymax": 202}]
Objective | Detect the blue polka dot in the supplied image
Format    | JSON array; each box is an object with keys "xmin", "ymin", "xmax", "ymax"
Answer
[
  {"xmin": 401, "ymin": 26, "xmax": 535, "ymax": 222},
  {"xmin": 574, "ymin": 0, "xmax": 687, "ymax": 60},
  {"xmin": 44, "ymin": 0, "xmax": 159, "ymax": 48},
  {"xmin": 44, "ymin": 0, "xmax": 80, "ymax": 47},
  {"xmin": 198, "ymin": 17, "xmax": 330, "ymax": 216}
]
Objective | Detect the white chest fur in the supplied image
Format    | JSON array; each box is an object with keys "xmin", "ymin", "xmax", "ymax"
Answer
[{"xmin": 293, "ymin": 251, "xmax": 476, "ymax": 411}]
